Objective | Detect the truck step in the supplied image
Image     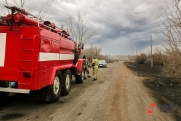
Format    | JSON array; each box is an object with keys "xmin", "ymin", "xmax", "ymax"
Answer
[
  {"xmin": 20, "ymin": 49, "xmax": 33, "ymax": 51},
  {"xmin": 21, "ymin": 38, "xmax": 34, "ymax": 40},
  {"xmin": 19, "ymin": 60, "xmax": 32, "ymax": 62}
]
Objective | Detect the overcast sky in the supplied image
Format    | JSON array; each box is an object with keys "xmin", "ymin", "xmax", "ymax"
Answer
[{"xmin": 0, "ymin": 0, "xmax": 167, "ymax": 55}]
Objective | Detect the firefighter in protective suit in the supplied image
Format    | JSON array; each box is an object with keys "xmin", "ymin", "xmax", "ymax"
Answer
[
  {"xmin": 92, "ymin": 55, "xmax": 98, "ymax": 80},
  {"xmin": 83, "ymin": 55, "xmax": 91, "ymax": 79}
]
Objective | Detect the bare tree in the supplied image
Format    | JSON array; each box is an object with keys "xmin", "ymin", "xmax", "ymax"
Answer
[
  {"xmin": 13, "ymin": 0, "xmax": 27, "ymax": 9},
  {"xmin": 160, "ymin": 0, "xmax": 181, "ymax": 77},
  {"xmin": 81, "ymin": 45, "xmax": 101, "ymax": 57},
  {"xmin": 0, "ymin": 0, "xmax": 9, "ymax": 14},
  {"xmin": 67, "ymin": 12, "xmax": 97, "ymax": 46},
  {"xmin": 0, "ymin": 0, "xmax": 27, "ymax": 14}
]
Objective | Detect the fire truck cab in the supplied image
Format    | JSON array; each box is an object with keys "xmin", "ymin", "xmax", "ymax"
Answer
[{"xmin": 0, "ymin": 6, "xmax": 85, "ymax": 102}]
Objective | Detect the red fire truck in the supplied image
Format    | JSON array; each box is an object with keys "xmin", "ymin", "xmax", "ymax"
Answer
[{"xmin": 0, "ymin": 6, "xmax": 85, "ymax": 102}]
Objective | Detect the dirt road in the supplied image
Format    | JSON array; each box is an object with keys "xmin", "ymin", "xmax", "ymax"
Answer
[{"xmin": 0, "ymin": 62, "xmax": 175, "ymax": 121}]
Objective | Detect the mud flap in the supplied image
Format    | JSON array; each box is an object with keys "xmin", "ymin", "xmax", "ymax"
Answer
[{"xmin": 31, "ymin": 86, "xmax": 53, "ymax": 102}]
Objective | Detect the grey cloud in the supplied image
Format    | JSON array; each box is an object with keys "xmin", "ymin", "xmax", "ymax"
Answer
[{"xmin": 0, "ymin": 0, "xmax": 167, "ymax": 55}]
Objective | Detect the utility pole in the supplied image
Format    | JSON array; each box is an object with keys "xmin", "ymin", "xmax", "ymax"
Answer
[
  {"xmin": 108, "ymin": 54, "xmax": 109, "ymax": 62},
  {"xmin": 132, "ymin": 51, "xmax": 134, "ymax": 62},
  {"xmin": 105, "ymin": 51, "xmax": 106, "ymax": 60},
  {"xmin": 136, "ymin": 47, "xmax": 137, "ymax": 56},
  {"xmin": 150, "ymin": 34, "xmax": 153, "ymax": 68},
  {"xmin": 130, "ymin": 53, "xmax": 132, "ymax": 62}
]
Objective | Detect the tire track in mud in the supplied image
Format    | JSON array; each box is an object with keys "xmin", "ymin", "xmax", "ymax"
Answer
[
  {"xmin": 92, "ymin": 62, "xmax": 128, "ymax": 121},
  {"xmin": 45, "ymin": 65, "xmax": 115, "ymax": 121}
]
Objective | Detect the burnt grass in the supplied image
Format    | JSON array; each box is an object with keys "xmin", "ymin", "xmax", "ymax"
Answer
[{"xmin": 124, "ymin": 62, "xmax": 181, "ymax": 121}]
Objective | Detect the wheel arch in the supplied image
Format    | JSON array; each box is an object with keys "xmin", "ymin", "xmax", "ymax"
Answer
[{"xmin": 49, "ymin": 64, "xmax": 74, "ymax": 85}]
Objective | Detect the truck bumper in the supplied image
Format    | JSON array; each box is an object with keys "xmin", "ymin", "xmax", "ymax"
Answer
[{"xmin": 0, "ymin": 87, "xmax": 30, "ymax": 94}]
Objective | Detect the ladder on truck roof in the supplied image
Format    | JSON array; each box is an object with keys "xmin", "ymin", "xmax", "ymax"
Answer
[{"xmin": 2, "ymin": 5, "xmax": 70, "ymax": 38}]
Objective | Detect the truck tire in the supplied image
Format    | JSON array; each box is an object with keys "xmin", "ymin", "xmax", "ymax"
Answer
[
  {"xmin": 61, "ymin": 69, "xmax": 71, "ymax": 96},
  {"xmin": 47, "ymin": 71, "xmax": 62, "ymax": 102},
  {"xmin": 75, "ymin": 66, "xmax": 85, "ymax": 84},
  {"xmin": 32, "ymin": 71, "xmax": 62, "ymax": 103}
]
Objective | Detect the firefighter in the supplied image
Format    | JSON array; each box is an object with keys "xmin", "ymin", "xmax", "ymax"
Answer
[
  {"xmin": 83, "ymin": 55, "xmax": 91, "ymax": 79},
  {"xmin": 92, "ymin": 55, "xmax": 99, "ymax": 80}
]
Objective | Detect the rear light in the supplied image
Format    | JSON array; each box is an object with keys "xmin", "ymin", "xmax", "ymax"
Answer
[
  {"xmin": 23, "ymin": 72, "xmax": 32, "ymax": 78},
  {"xmin": 10, "ymin": 82, "xmax": 17, "ymax": 88}
]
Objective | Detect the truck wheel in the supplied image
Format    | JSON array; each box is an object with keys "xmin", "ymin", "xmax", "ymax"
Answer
[
  {"xmin": 61, "ymin": 69, "xmax": 71, "ymax": 96},
  {"xmin": 32, "ymin": 71, "xmax": 62, "ymax": 103},
  {"xmin": 48, "ymin": 71, "xmax": 62, "ymax": 102},
  {"xmin": 75, "ymin": 67, "xmax": 84, "ymax": 84}
]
